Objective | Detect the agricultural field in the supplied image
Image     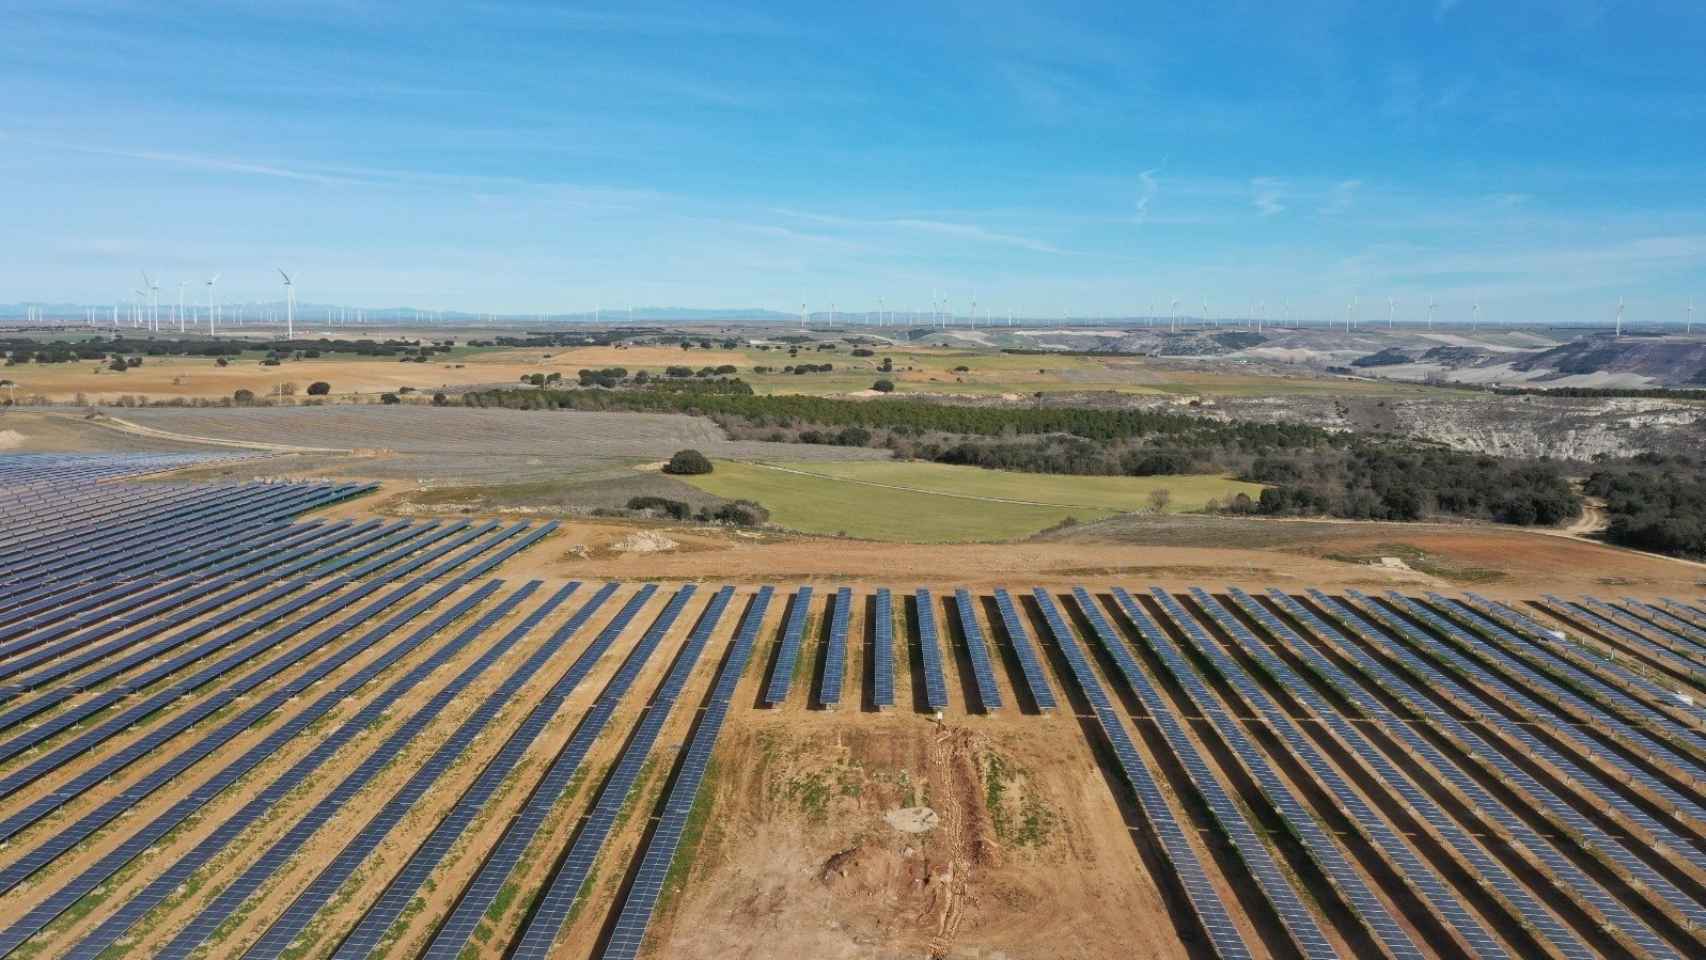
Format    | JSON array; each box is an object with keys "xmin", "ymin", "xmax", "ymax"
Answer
[
  {"xmin": 680, "ymin": 459, "xmax": 1263, "ymax": 541},
  {"xmin": 1, "ymin": 452, "xmax": 1704, "ymax": 960}
]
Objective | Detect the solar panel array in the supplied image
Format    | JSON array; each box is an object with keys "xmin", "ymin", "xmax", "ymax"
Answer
[
  {"xmin": 1250, "ymin": 589, "xmax": 1691, "ymax": 958},
  {"xmin": 1145, "ymin": 587, "xmax": 1519, "ymax": 960},
  {"xmin": 818, "ymin": 586, "xmax": 850, "ymax": 708},
  {"xmin": 763, "ymin": 586, "xmax": 813, "ymax": 705},
  {"xmin": 329, "ymin": 583, "xmax": 645, "ymax": 960},
  {"xmin": 871, "ymin": 588, "xmax": 895, "ymax": 710},
  {"xmin": 1188, "ymin": 588, "xmax": 1605, "ymax": 960},
  {"xmin": 914, "ymin": 588, "xmax": 950, "ymax": 711},
  {"xmin": 598, "ymin": 587, "xmax": 774, "ymax": 960},
  {"xmin": 6, "ymin": 452, "xmax": 1706, "ymax": 960},
  {"xmin": 951, "ymin": 588, "xmax": 1003, "ymax": 711},
  {"xmin": 992, "ymin": 588, "xmax": 1056, "ymax": 711},
  {"xmin": 420, "ymin": 586, "xmax": 697, "ymax": 959},
  {"xmin": 1316, "ymin": 591, "xmax": 1706, "ymax": 932},
  {"xmin": 507, "ymin": 587, "xmax": 736, "ymax": 959},
  {"xmin": 1027, "ymin": 588, "xmax": 1254, "ymax": 960},
  {"xmin": 1068, "ymin": 589, "xmax": 1343, "ymax": 959}
]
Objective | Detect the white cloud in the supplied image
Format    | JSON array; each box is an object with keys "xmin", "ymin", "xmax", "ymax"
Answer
[
  {"xmin": 1320, "ymin": 179, "xmax": 1362, "ymax": 215},
  {"xmin": 1251, "ymin": 177, "xmax": 1286, "ymax": 216},
  {"xmin": 1135, "ymin": 168, "xmax": 1159, "ymax": 222}
]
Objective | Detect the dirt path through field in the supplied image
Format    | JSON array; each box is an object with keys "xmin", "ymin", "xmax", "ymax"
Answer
[{"xmin": 93, "ymin": 413, "xmax": 351, "ymax": 453}]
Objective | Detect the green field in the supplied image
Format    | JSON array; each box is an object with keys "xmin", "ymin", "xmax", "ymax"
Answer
[{"xmin": 681, "ymin": 459, "xmax": 1265, "ymax": 542}]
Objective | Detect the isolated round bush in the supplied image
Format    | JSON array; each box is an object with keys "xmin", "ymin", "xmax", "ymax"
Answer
[
  {"xmin": 306, "ymin": 381, "xmax": 330, "ymax": 396},
  {"xmin": 663, "ymin": 449, "xmax": 712, "ymax": 475},
  {"xmin": 871, "ymin": 379, "xmax": 895, "ymax": 393},
  {"xmin": 232, "ymin": 388, "xmax": 255, "ymax": 404},
  {"xmin": 379, "ymin": 392, "xmax": 401, "ymax": 405}
]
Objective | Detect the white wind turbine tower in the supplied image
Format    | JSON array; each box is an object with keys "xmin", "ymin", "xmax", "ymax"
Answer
[
  {"xmin": 141, "ymin": 271, "xmax": 161, "ymax": 331},
  {"xmin": 205, "ymin": 274, "xmax": 221, "ymax": 334},
  {"xmin": 1615, "ymin": 297, "xmax": 1624, "ymax": 338},
  {"xmin": 1471, "ymin": 301, "xmax": 1480, "ymax": 331},
  {"xmin": 1688, "ymin": 297, "xmax": 1695, "ymax": 334},
  {"xmin": 1169, "ymin": 298, "xmax": 1180, "ymax": 332},
  {"xmin": 176, "ymin": 281, "xmax": 188, "ymax": 332},
  {"xmin": 1427, "ymin": 298, "xmax": 1437, "ymax": 330},
  {"xmin": 132, "ymin": 289, "xmax": 145, "ymax": 328},
  {"xmin": 278, "ymin": 269, "xmax": 296, "ymax": 340},
  {"xmin": 1387, "ymin": 296, "xmax": 1396, "ymax": 330}
]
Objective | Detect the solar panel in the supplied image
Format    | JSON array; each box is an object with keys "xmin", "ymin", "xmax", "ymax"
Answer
[
  {"xmin": 328, "ymin": 584, "xmax": 654, "ymax": 960},
  {"xmin": 1314, "ymin": 590, "xmax": 1706, "ymax": 926},
  {"xmin": 1177, "ymin": 587, "xmax": 1591, "ymax": 960},
  {"xmin": 1065, "ymin": 588, "xmax": 1340, "ymax": 960},
  {"xmin": 871, "ymin": 588, "xmax": 895, "ymax": 710},
  {"xmin": 914, "ymin": 589, "xmax": 949, "ymax": 711},
  {"xmin": 992, "ymin": 589, "xmax": 1056, "ymax": 711},
  {"xmin": 38, "ymin": 580, "xmax": 556, "ymax": 960},
  {"xmin": 1237, "ymin": 588, "xmax": 1686, "ymax": 959},
  {"xmin": 818, "ymin": 587, "xmax": 850, "ymax": 708},
  {"xmin": 0, "ymin": 521, "xmax": 551, "ymax": 868},
  {"xmin": 505, "ymin": 587, "xmax": 736, "ymax": 960},
  {"xmin": 1432, "ymin": 594, "xmax": 1706, "ymax": 772},
  {"xmin": 951, "ymin": 589, "xmax": 1003, "ymax": 711},
  {"xmin": 1362, "ymin": 591, "xmax": 1706, "ymax": 857},
  {"xmin": 62, "ymin": 581, "xmax": 607, "ymax": 960},
  {"xmin": 418, "ymin": 586, "xmax": 698, "ymax": 960},
  {"xmin": 763, "ymin": 586, "xmax": 813, "ymax": 706},
  {"xmin": 1027, "ymin": 588, "xmax": 1254, "ymax": 960},
  {"xmin": 596, "ymin": 588, "xmax": 774, "ymax": 960}
]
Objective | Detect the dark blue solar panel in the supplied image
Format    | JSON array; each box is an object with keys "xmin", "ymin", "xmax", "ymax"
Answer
[
  {"xmin": 952, "ymin": 588, "xmax": 1002, "ymax": 711},
  {"xmin": 418, "ymin": 586, "xmax": 697, "ymax": 959},
  {"xmin": 505, "ymin": 587, "xmax": 736, "ymax": 960},
  {"xmin": 818, "ymin": 587, "xmax": 850, "ymax": 708},
  {"xmin": 1315, "ymin": 589, "xmax": 1706, "ymax": 929},
  {"xmin": 915, "ymin": 589, "xmax": 949, "ymax": 711},
  {"xmin": 871, "ymin": 588, "xmax": 895, "ymax": 710},
  {"xmin": 763, "ymin": 587, "xmax": 813, "ymax": 705},
  {"xmin": 328, "ymin": 583, "xmax": 651, "ymax": 960},
  {"xmin": 1234, "ymin": 588, "xmax": 1682, "ymax": 959},
  {"xmin": 1028, "ymin": 588, "xmax": 1253, "ymax": 960},
  {"xmin": 596, "ymin": 587, "xmax": 774, "ymax": 960},
  {"xmin": 992, "ymin": 589, "xmax": 1055, "ymax": 711}
]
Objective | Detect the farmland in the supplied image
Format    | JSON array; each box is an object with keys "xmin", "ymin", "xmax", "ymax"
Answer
[
  {"xmin": 680, "ymin": 459, "xmax": 1263, "ymax": 541},
  {"xmin": 2, "ymin": 452, "xmax": 1705, "ymax": 960}
]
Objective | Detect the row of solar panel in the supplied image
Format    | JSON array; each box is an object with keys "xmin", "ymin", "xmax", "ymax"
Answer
[{"xmin": 6, "ymin": 576, "xmax": 1702, "ymax": 959}]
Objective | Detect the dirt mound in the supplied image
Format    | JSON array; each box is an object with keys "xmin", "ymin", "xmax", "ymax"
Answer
[
  {"xmin": 647, "ymin": 720, "xmax": 1182, "ymax": 959},
  {"xmin": 0, "ymin": 429, "xmax": 23, "ymax": 450},
  {"xmin": 611, "ymin": 530, "xmax": 678, "ymax": 554}
]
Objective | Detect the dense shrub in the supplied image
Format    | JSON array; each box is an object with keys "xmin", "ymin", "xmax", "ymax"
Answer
[
  {"xmin": 627, "ymin": 495, "xmax": 692, "ymax": 520},
  {"xmin": 872, "ymin": 379, "xmax": 895, "ymax": 393},
  {"xmin": 232, "ymin": 388, "xmax": 255, "ymax": 404},
  {"xmin": 663, "ymin": 449, "xmax": 712, "ymax": 475},
  {"xmin": 306, "ymin": 381, "xmax": 330, "ymax": 396},
  {"xmin": 380, "ymin": 392, "xmax": 400, "ymax": 404}
]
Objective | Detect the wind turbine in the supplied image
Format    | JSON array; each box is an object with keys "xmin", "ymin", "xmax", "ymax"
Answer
[
  {"xmin": 176, "ymin": 281, "xmax": 188, "ymax": 332},
  {"xmin": 1169, "ymin": 298, "xmax": 1180, "ymax": 332},
  {"xmin": 278, "ymin": 269, "xmax": 296, "ymax": 340},
  {"xmin": 141, "ymin": 271, "xmax": 160, "ymax": 331},
  {"xmin": 1688, "ymin": 297, "xmax": 1695, "ymax": 334},
  {"xmin": 206, "ymin": 274, "xmax": 220, "ymax": 334},
  {"xmin": 1472, "ymin": 301, "xmax": 1480, "ymax": 332},
  {"xmin": 1387, "ymin": 296, "xmax": 1396, "ymax": 330},
  {"xmin": 1615, "ymin": 297, "xmax": 1624, "ymax": 338},
  {"xmin": 1427, "ymin": 299, "xmax": 1437, "ymax": 330},
  {"xmin": 1202, "ymin": 299, "xmax": 1211, "ymax": 327}
]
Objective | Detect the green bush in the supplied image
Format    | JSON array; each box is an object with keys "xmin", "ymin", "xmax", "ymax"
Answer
[{"xmin": 663, "ymin": 449, "xmax": 713, "ymax": 475}]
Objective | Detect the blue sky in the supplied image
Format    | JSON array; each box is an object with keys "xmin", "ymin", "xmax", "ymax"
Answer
[{"xmin": 3, "ymin": 1, "xmax": 1704, "ymax": 323}]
